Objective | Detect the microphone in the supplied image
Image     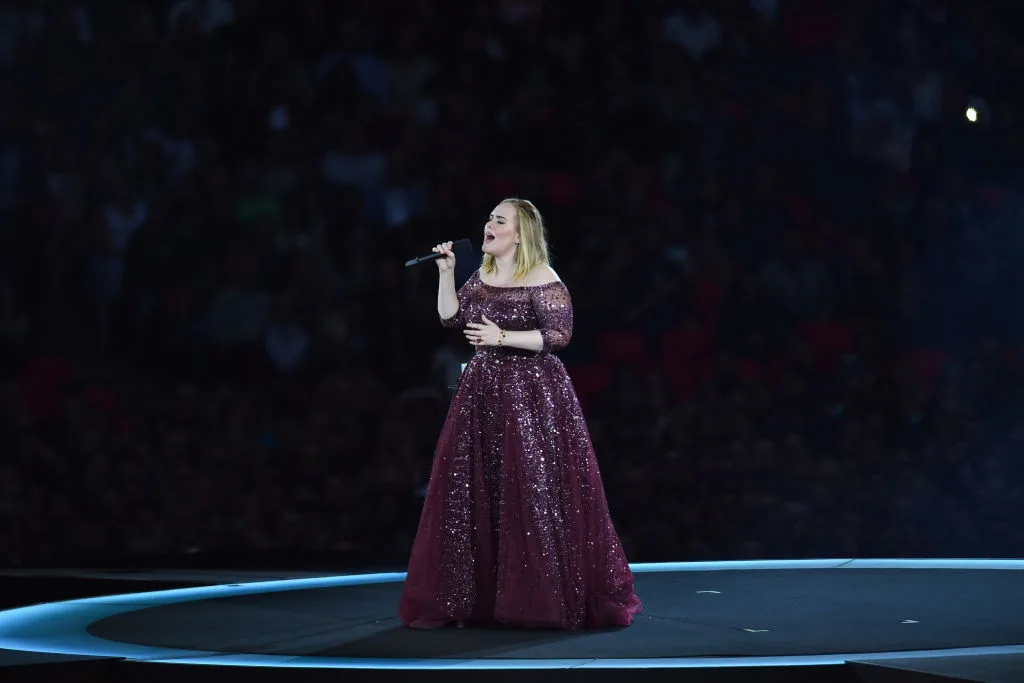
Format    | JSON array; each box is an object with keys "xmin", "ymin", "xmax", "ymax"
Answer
[{"xmin": 404, "ymin": 239, "xmax": 471, "ymax": 267}]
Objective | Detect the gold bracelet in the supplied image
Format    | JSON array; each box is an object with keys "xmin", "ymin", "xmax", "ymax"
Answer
[{"xmin": 498, "ymin": 329, "xmax": 506, "ymax": 347}]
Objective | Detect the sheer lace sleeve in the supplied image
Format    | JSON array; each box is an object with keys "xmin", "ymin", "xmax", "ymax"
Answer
[
  {"xmin": 531, "ymin": 282, "xmax": 573, "ymax": 352},
  {"xmin": 440, "ymin": 273, "xmax": 477, "ymax": 328}
]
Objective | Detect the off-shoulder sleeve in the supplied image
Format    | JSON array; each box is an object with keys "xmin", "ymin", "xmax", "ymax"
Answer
[
  {"xmin": 531, "ymin": 282, "xmax": 573, "ymax": 352},
  {"xmin": 440, "ymin": 274, "xmax": 476, "ymax": 328}
]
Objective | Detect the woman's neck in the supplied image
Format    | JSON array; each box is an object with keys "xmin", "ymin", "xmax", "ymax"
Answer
[{"xmin": 493, "ymin": 252, "xmax": 517, "ymax": 280}]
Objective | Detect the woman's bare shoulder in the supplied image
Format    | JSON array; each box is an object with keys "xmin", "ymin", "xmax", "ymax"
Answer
[{"xmin": 524, "ymin": 264, "xmax": 562, "ymax": 287}]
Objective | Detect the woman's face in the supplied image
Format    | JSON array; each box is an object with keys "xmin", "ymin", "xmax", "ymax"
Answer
[{"xmin": 482, "ymin": 202, "xmax": 519, "ymax": 257}]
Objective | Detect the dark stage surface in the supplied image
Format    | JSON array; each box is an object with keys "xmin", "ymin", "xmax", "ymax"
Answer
[
  {"xmin": 2, "ymin": 560, "xmax": 1023, "ymax": 683},
  {"xmin": 84, "ymin": 568, "xmax": 1024, "ymax": 658}
]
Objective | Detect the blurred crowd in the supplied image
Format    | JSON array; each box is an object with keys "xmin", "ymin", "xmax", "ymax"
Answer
[{"xmin": 2, "ymin": 0, "xmax": 1024, "ymax": 566}]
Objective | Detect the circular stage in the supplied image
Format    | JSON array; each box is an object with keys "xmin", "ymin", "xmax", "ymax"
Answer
[{"xmin": 2, "ymin": 560, "xmax": 1024, "ymax": 681}]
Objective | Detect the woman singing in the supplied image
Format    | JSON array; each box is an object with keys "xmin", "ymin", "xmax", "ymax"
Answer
[{"xmin": 398, "ymin": 198, "xmax": 642, "ymax": 630}]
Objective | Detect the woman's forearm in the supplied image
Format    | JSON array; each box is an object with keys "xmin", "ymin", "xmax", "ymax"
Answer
[
  {"xmin": 438, "ymin": 271, "xmax": 459, "ymax": 321},
  {"xmin": 501, "ymin": 329, "xmax": 545, "ymax": 353}
]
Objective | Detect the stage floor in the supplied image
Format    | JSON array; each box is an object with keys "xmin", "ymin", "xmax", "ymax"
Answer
[{"xmin": 2, "ymin": 560, "xmax": 1024, "ymax": 682}]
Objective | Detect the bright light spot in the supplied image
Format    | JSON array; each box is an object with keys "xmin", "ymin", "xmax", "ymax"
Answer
[{"xmin": 966, "ymin": 107, "xmax": 978, "ymax": 122}]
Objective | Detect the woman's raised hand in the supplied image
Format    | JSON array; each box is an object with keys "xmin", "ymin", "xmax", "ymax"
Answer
[{"xmin": 433, "ymin": 241, "xmax": 456, "ymax": 273}]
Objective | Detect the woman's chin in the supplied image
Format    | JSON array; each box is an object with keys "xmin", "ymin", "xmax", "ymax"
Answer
[{"xmin": 482, "ymin": 242, "xmax": 509, "ymax": 256}]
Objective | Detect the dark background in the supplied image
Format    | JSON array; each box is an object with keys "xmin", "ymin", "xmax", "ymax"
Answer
[{"xmin": 1, "ymin": 0, "xmax": 1023, "ymax": 569}]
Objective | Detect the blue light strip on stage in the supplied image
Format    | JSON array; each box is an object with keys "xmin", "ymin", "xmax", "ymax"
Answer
[
  {"xmin": 1, "ymin": 559, "xmax": 1023, "ymax": 670},
  {"xmin": 839, "ymin": 558, "xmax": 1024, "ymax": 570},
  {"xmin": 629, "ymin": 559, "xmax": 851, "ymax": 572}
]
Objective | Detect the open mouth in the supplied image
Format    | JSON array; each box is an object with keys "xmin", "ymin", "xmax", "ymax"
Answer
[{"xmin": 484, "ymin": 233, "xmax": 496, "ymax": 244}]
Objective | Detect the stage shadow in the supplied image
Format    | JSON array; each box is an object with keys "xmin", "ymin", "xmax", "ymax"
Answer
[{"xmin": 312, "ymin": 624, "xmax": 586, "ymax": 659}]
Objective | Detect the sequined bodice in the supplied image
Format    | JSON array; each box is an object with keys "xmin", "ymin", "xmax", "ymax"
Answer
[{"xmin": 442, "ymin": 271, "xmax": 573, "ymax": 354}]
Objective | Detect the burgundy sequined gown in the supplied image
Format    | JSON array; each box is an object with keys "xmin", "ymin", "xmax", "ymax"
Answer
[{"xmin": 399, "ymin": 271, "xmax": 641, "ymax": 630}]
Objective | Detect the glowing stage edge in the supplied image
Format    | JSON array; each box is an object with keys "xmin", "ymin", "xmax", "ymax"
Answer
[{"xmin": 1, "ymin": 559, "xmax": 1023, "ymax": 670}]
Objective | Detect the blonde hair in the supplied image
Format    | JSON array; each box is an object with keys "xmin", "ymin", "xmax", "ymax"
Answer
[{"xmin": 481, "ymin": 198, "xmax": 550, "ymax": 280}]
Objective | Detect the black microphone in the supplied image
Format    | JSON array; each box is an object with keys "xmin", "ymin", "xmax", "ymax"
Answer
[{"xmin": 404, "ymin": 239, "xmax": 471, "ymax": 267}]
